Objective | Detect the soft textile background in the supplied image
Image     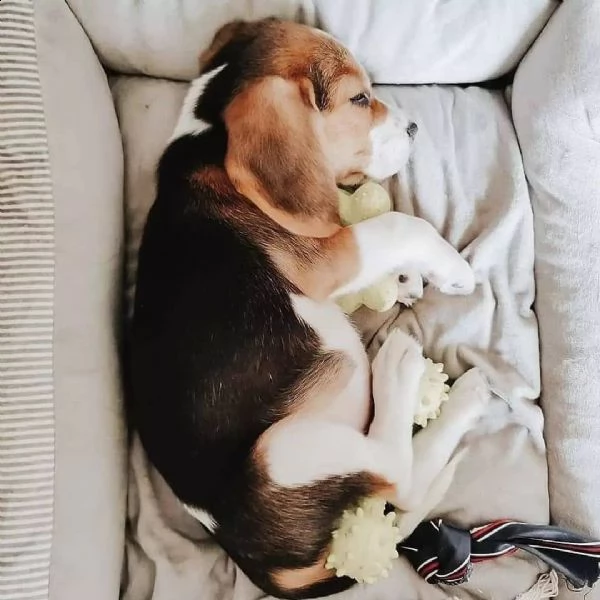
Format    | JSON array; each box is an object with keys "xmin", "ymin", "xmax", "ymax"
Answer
[
  {"xmin": 67, "ymin": 0, "xmax": 556, "ymax": 83},
  {"xmin": 20, "ymin": 1, "xmax": 600, "ymax": 599},
  {"xmin": 513, "ymin": 4, "xmax": 600, "ymax": 598},
  {"xmin": 33, "ymin": 1, "xmax": 127, "ymax": 599},
  {"xmin": 314, "ymin": 0, "xmax": 557, "ymax": 84},
  {"xmin": 1, "ymin": 2, "xmax": 55, "ymax": 599},
  {"xmin": 114, "ymin": 76, "xmax": 547, "ymax": 600}
]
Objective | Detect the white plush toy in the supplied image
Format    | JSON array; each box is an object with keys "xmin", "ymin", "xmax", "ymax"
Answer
[
  {"xmin": 336, "ymin": 182, "xmax": 417, "ymax": 314},
  {"xmin": 326, "ymin": 351, "xmax": 451, "ymax": 584}
]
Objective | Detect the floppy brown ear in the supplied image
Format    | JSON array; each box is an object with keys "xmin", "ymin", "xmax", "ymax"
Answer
[
  {"xmin": 199, "ymin": 20, "xmax": 247, "ymax": 71},
  {"xmin": 224, "ymin": 76, "xmax": 340, "ymax": 237},
  {"xmin": 199, "ymin": 18, "xmax": 280, "ymax": 72}
]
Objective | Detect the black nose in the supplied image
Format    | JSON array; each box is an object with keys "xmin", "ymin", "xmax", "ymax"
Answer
[{"xmin": 407, "ymin": 122, "xmax": 418, "ymax": 138}]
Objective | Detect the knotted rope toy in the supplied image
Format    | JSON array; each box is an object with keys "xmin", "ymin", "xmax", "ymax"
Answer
[
  {"xmin": 400, "ymin": 519, "xmax": 600, "ymax": 590},
  {"xmin": 327, "ymin": 507, "xmax": 600, "ymax": 591}
]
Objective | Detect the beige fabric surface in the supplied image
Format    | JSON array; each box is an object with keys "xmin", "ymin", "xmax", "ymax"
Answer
[
  {"xmin": 67, "ymin": 0, "xmax": 556, "ymax": 85},
  {"xmin": 1, "ymin": 2, "xmax": 55, "ymax": 598},
  {"xmin": 33, "ymin": 0, "xmax": 127, "ymax": 599},
  {"xmin": 512, "ymin": 1, "xmax": 600, "ymax": 597},
  {"xmin": 115, "ymin": 76, "xmax": 548, "ymax": 600},
  {"xmin": 66, "ymin": 0, "xmax": 316, "ymax": 80}
]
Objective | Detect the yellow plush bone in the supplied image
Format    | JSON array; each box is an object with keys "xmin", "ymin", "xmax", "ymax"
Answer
[{"xmin": 336, "ymin": 182, "xmax": 402, "ymax": 314}]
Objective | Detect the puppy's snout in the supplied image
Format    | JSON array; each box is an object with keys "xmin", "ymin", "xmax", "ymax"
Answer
[{"xmin": 406, "ymin": 122, "xmax": 418, "ymax": 139}]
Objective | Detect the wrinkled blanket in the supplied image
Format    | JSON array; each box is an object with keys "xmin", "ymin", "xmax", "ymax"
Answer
[{"xmin": 115, "ymin": 77, "xmax": 548, "ymax": 600}]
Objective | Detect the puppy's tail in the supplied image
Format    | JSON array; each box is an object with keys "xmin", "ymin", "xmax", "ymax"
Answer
[
  {"xmin": 219, "ymin": 469, "xmax": 392, "ymax": 599},
  {"xmin": 277, "ymin": 455, "xmax": 463, "ymax": 600}
]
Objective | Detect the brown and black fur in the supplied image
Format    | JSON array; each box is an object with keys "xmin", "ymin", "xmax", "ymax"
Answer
[{"xmin": 131, "ymin": 19, "xmax": 389, "ymax": 599}]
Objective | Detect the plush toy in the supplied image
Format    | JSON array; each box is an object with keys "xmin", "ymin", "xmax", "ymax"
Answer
[
  {"xmin": 326, "ymin": 352, "xmax": 451, "ymax": 585},
  {"xmin": 336, "ymin": 182, "xmax": 413, "ymax": 314},
  {"xmin": 338, "ymin": 180, "xmax": 392, "ymax": 226}
]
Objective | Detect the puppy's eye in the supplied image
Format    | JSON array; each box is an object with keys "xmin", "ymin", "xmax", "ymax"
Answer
[{"xmin": 350, "ymin": 92, "xmax": 370, "ymax": 107}]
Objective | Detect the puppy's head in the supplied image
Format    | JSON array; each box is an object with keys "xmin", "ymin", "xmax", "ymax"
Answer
[{"xmin": 195, "ymin": 18, "xmax": 417, "ymax": 228}]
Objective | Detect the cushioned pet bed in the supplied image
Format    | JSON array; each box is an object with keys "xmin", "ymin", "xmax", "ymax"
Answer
[
  {"xmin": 116, "ymin": 78, "xmax": 547, "ymax": 600},
  {"xmin": 7, "ymin": 1, "xmax": 600, "ymax": 600}
]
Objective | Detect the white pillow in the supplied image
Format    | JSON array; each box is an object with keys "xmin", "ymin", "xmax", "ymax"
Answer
[
  {"xmin": 69, "ymin": 0, "xmax": 557, "ymax": 83},
  {"xmin": 315, "ymin": 0, "xmax": 558, "ymax": 83},
  {"xmin": 67, "ymin": 0, "xmax": 316, "ymax": 80}
]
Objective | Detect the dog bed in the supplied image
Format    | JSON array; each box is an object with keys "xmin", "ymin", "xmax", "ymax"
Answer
[
  {"xmin": 115, "ymin": 77, "xmax": 546, "ymax": 600},
  {"xmin": 9, "ymin": 1, "xmax": 600, "ymax": 599}
]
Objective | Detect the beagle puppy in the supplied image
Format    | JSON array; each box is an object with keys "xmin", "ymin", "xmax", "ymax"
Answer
[{"xmin": 131, "ymin": 18, "xmax": 489, "ymax": 599}]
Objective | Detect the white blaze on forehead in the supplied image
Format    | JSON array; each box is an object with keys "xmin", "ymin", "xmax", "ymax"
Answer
[{"xmin": 169, "ymin": 64, "xmax": 227, "ymax": 142}]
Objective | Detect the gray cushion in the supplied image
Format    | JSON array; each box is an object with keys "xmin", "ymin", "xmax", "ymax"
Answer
[
  {"xmin": 513, "ymin": 0, "xmax": 600, "ymax": 537},
  {"xmin": 512, "ymin": 2, "xmax": 600, "ymax": 595},
  {"xmin": 1, "ymin": 1, "xmax": 55, "ymax": 597},
  {"xmin": 33, "ymin": 0, "xmax": 127, "ymax": 598},
  {"xmin": 66, "ymin": 0, "xmax": 315, "ymax": 80}
]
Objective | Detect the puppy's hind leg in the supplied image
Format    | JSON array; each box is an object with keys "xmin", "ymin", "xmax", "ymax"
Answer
[
  {"xmin": 368, "ymin": 329, "xmax": 424, "ymax": 492},
  {"xmin": 254, "ymin": 418, "xmax": 407, "ymax": 597},
  {"xmin": 398, "ymin": 368, "xmax": 491, "ymax": 511},
  {"xmin": 368, "ymin": 331, "xmax": 490, "ymax": 513}
]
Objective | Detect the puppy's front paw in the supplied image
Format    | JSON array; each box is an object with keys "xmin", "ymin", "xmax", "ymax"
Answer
[
  {"xmin": 446, "ymin": 368, "xmax": 491, "ymax": 424},
  {"xmin": 435, "ymin": 257, "xmax": 475, "ymax": 296},
  {"xmin": 373, "ymin": 329, "xmax": 423, "ymax": 373},
  {"xmin": 372, "ymin": 329, "xmax": 425, "ymax": 402}
]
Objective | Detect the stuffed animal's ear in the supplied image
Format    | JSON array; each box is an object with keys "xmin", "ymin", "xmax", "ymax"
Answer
[{"xmin": 224, "ymin": 76, "xmax": 340, "ymax": 235}]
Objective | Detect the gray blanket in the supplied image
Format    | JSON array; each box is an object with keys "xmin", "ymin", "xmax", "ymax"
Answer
[{"xmin": 116, "ymin": 78, "xmax": 548, "ymax": 600}]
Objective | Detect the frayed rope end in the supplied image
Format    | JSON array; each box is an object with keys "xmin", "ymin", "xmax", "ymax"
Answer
[{"xmin": 516, "ymin": 571, "xmax": 559, "ymax": 600}]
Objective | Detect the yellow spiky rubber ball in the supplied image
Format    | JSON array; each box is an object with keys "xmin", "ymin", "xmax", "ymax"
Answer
[
  {"xmin": 325, "ymin": 497, "xmax": 401, "ymax": 584},
  {"xmin": 414, "ymin": 358, "xmax": 450, "ymax": 428}
]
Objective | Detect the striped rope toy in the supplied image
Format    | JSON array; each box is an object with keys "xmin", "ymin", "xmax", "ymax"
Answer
[{"xmin": 398, "ymin": 519, "xmax": 600, "ymax": 590}]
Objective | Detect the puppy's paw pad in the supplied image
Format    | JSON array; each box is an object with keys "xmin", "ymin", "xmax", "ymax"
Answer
[
  {"xmin": 437, "ymin": 260, "xmax": 476, "ymax": 296},
  {"xmin": 448, "ymin": 368, "xmax": 491, "ymax": 419},
  {"xmin": 373, "ymin": 329, "xmax": 423, "ymax": 380}
]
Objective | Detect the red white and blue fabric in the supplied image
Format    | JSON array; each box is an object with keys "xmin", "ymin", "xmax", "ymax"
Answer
[{"xmin": 398, "ymin": 519, "xmax": 600, "ymax": 590}]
